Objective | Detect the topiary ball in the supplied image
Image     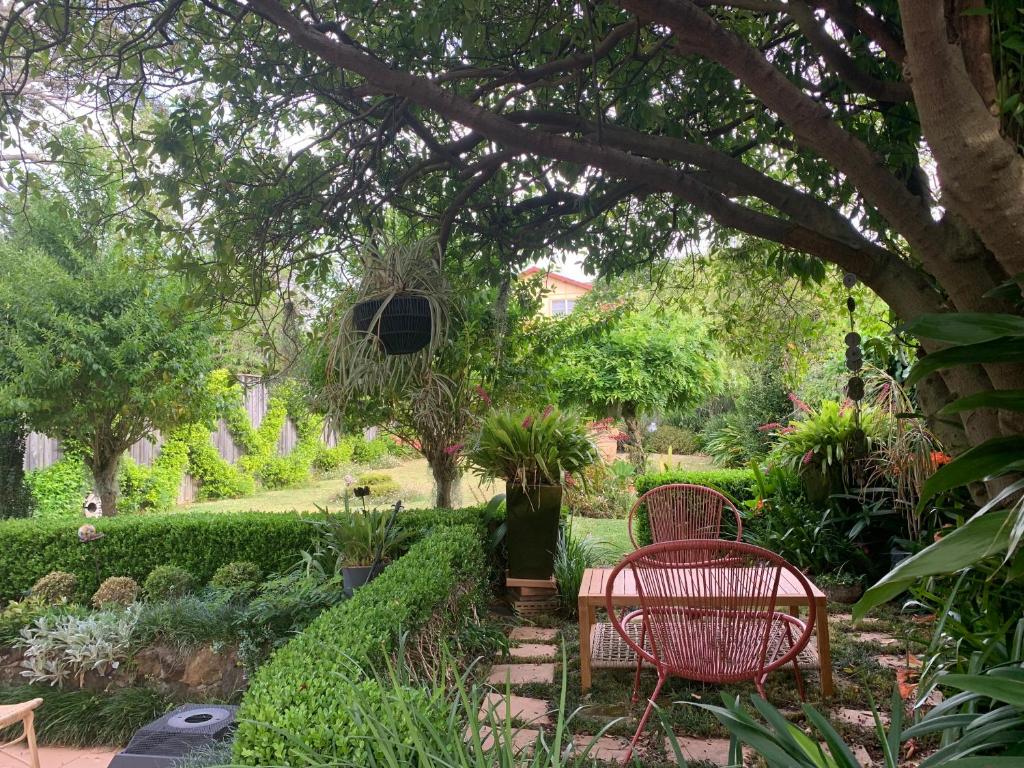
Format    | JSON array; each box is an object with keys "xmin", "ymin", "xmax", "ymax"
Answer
[
  {"xmin": 31, "ymin": 571, "xmax": 79, "ymax": 604},
  {"xmin": 92, "ymin": 576, "xmax": 140, "ymax": 609},
  {"xmin": 209, "ymin": 560, "xmax": 262, "ymax": 595},
  {"xmin": 143, "ymin": 565, "xmax": 196, "ymax": 601}
]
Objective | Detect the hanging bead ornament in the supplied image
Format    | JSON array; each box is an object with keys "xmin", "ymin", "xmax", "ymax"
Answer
[{"xmin": 843, "ymin": 272, "xmax": 868, "ymax": 457}]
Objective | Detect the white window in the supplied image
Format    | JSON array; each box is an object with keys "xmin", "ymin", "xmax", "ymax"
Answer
[{"xmin": 551, "ymin": 298, "xmax": 576, "ymax": 316}]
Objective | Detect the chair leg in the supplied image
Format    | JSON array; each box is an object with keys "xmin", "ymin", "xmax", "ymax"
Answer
[
  {"xmin": 622, "ymin": 674, "xmax": 666, "ymax": 766},
  {"xmin": 25, "ymin": 712, "xmax": 39, "ymax": 768},
  {"xmin": 792, "ymin": 659, "xmax": 807, "ymax": 701},
  {"xmin": 631, "ymin": 623, "xmax": 646, "ymax": 704}
]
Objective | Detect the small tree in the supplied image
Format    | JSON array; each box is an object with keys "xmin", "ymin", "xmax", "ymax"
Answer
[
  {"xmin": 0, "ymin": 150, "xmax": 214, "ymax": 516},
  {"xmin": 554, "ymin": 309, "xmax": 724, "ymax": 469}
]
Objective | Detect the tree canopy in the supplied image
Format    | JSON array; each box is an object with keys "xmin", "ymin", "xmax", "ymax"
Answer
[{"xmin": 1, "ymin": 0, "xmax": 1022, "ymax": 461}]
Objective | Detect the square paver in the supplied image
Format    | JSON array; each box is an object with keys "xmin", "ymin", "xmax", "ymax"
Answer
[
  {"xmin": 479, "ymin": 692, "xmax": 552, "ymax": 725},
  {"xmin": 487, "ymin": 663, "xmax": 556, "ymax": 685},
  {"xmin": 510, "ymin": 627, "xmax": 559, "ymax": 642},
  {"xmin": 665, "ymin": 736, "xmax": 733, "ymax": 765},
  {"xmin": 509, "ymin": 643, "xmax": 558, "ymax": 660},
  {"xmin": 575, "ymin": 734, "xmax": 633, "ymax": 763},
  {"xmin": 855, "ymin": 631, "xmax": 900, "ymax": 647},
  {"xmin": 472, "ymin": 726, "xmax": 541, "ymax": 752},
  {"xmin": 835, "ymin": 708, "xmax": 889, "ymax": 728}
]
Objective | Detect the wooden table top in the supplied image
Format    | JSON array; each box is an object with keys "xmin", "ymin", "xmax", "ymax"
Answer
[{"xmin": 579, "ymin": 566, "xmax": 826, "ymax": 604}]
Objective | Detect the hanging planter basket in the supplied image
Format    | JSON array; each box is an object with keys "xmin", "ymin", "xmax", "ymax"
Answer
[{"xmin": 353, "ymin": 292, "xmax": 433, "ymax": 355}]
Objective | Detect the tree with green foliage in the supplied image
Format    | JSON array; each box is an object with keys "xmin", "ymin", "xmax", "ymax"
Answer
[
  {"xmin": 4, "ymin": 0, "xmax": 1022, "ymax": 471},
  {"xmin": 554, "ymin": 309, "xmax": 724, "ymax": 468},
  {"xmin": 0, "ymin": 418, "xmax": 32, "ymax": 518},
  {"xmin": 0, "ymin": 146, "xmax": 215, "ymax": 516}
]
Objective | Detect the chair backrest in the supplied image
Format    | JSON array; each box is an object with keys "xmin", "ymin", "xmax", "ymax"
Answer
[
  {"xmin": 627, "ymin": 484, "xmax": 742, "ymax": 548},
  {"xmin": 605, "ymin": 540, "xmax": 816, "ymax": 684}
]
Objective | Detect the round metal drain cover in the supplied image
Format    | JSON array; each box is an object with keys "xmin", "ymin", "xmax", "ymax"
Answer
[{"xmin": 167, "ymin": 707, "xmax": 234, "ymax": 730}]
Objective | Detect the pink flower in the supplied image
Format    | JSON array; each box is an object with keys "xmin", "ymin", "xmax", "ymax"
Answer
[
  {"xmin": 757, "ymin": 422, "xmax": 782, "ymax": 432},
  {"xmin": 788, "ymin": 392, "xmax": 811, "ymax": 413},
  {"xmin": 778, "ymin": 426, "xmax": 796, "ymax": 435},
  {"xmin": 444, "ymin": 443, "xmax": 463, "ymax": 455},
  {"xmin": 475, "ymin": 385, "xmax": 492, "ymax": 405},
  {"xmin": 802, "ymin": 450, "xmax": 814, "ymax": 465},
  {"xmin": 522, "ymin": 416, "xmax": 534, "ymax": 430},
  {"xmin": 564, "ymin": 472, "xmax": 576, "ymax": 488},
  {"xmin": 542, "ymin": 405, "xmax": 554, "ymax": 419}
]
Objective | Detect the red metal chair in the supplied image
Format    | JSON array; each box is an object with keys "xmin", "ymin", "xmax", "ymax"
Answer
[
  {"xmin": 605, "ymin": 540, "xmax": 816, "ymax": 765},
  {"xmin": 627, "ymin": 483, "xmax": 743, "ymax": 549}
]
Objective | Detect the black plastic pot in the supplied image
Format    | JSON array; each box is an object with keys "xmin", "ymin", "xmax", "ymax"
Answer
[
  {"xmin": 343, "ymin": 564, "xmax": 378, "ymax": 596},
  {"xmin": 353, "ymin": 293, "xmax": 433, "ymax": 355},
  {"xmin": 506, "ymin": 483, "xmax": 562, "ymax": 580}
]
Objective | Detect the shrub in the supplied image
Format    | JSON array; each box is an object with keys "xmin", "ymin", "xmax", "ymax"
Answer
[
  {"xmin": 142, "ymin": 565, "xmax": 195, "ymax": 601},
  {"xmin": 564, "ymin": 461, "xmax": 634, "ymax": 519},
  {"xmin": 24, "ymin": 455, "xmax": 90, "ymax": 519},
  {"xmin": 233, "ymin": 524, "xmax": 485, "ymax": 765},
  {"xmin": 314, "ymin": 438, "xmax": 356, "ymax": 472},
  {"xmin": 209, "ymin": 560, "xmax": 262, "ymax": 592},
  {"xmin": 19, "ymin": 608, "xmax": 138, "ymax": 685},
  {"xmin": 91, "ymin": 577, "xmax": 140, "ymax": 609},
  {"xmin": 356, "ymin": 471, "xmax": 399, "ymax": 498},
  {"xmin": 646, "ymin": 425, "xmax": 699, "ymax": 455},
  {"xmin": 0, "ymin": 685, "xmax": 172, "ymax": 747},
  {"xmin": 31, "ymin": 571, "xmax": 79, "ymax": 604},
  {"xmin": 632, "ymin": 468, "xmax": 757, "ymax": 546},
  {"xmin": 0, "ymin": 597, "xmax": 83, "ymax": 645},
  {"xmin": 351, "ymin": 435, "xmax": 392, "ymax": 465},
  {"xmin": 135, "ymin": 595, "xmax": 242, "ymax": 649},
  {"xmin": 703, "ymin": 412, "xmax": 756, "ymax": 468},
  {"xmin": 0, "ymin": 512, "xmax": 319, "ymax": 601}
]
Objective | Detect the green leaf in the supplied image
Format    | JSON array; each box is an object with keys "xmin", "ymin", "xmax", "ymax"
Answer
[
  {"xmin": 918, "ymin": 437, "xmax": 1024, "ymax": 503},
  {"xmin": 940, "ymin": 390, "xmax": 1024, "ymax": 416},
  {"xmin": 853, "ymin": 510, "xmax": 1014, "ymax": 622},
  {"xmin": 902, "ymin": 313, "xmax": 1024, "ymax": 344},
  {"xmin": 906, "ymin": 338, "xmax": 1024, "ymax": 386}
]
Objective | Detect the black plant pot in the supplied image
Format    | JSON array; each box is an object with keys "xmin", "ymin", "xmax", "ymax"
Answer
[
  {"xmin": 342, "ymin": 564, "xmax": 382, "ymax": 596},
  {"xmin": 353, "ymin": 293, "xmax": 433, "ymax": 355},
  {"xmin": 506, "ymin": 483, "xmax": 562, "ymax": 580}
]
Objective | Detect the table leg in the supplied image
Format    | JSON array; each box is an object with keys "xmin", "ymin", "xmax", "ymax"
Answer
[
  {"xmin": 579, "ymin": 597, "xmax": 594, "ymax": 693},
  {"xmin": 815, "ymin": 596, "xmax": 833, "ymax": 698},
  {"xmin": 788, "ymin": 604, "xmax": 800, "ymax": 618}
]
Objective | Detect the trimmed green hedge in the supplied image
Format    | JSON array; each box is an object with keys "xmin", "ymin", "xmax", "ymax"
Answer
[
  {"xmin": 0, "ymin": 513, "xmax": 318, "ymax": 601},
  {"xmin": 233, "ymin": 524, "xmax": 485, "ymax": 765},
  {"xmin": 633, "ymin": 468, "xmax": 757, "ymax": 546},
  {"xmin": 0, "ymin": 506, "xmax": 499, "ymax": 602}
]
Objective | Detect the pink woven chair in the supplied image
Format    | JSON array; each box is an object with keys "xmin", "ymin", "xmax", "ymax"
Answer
[
  {"xmin": 627, "ymin": 484, "xmax": 743, "ymax": 549},
  {"xmin": 605, "ymin": 540, "xmax": 816, "ymax": 764}
]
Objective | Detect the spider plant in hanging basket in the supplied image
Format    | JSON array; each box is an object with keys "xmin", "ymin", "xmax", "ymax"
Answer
[{"xmin": 325, "ymin": 236, "xmax": 451, "ymax": 399}]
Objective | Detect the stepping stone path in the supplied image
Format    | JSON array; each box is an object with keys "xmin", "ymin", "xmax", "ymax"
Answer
[
  {"xmin": 486, "ymin": 662, "xmax": 556, "ymax": 685},
  {"xmin": 855, "ymin": 631, "xmax": 900, "ymax": 647},
  {"xmin": 479, "ymin": 692, "xmax": 552, "ymax": 725},
  {"xmin": 509, "ymin": 642, "xmax": 558, "ymax": 660},
  {"xmin": 835, "ymin": 708, "xmax": 890, "ymax": 728}
]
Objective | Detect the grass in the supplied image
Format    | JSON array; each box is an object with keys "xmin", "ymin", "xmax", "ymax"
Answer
[
  {"xmin": 174, "ymin": 458, "xmax": 499, "ymax": 513},
  {"xmin": 565, "ymin": 517, "xmax": 630, "ymax": 565}
]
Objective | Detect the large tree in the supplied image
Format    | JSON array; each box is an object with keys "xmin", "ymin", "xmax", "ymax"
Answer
[
  {"xmin": 0, "ymin": 146, "xmax": 216, "ymax": 516},
  {"xmin": 2, "ymin": 0, "xmax": 1022, "ymax": 474}
]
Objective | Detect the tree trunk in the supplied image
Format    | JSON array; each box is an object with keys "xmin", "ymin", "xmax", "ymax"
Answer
[
  {"xmin": 429, "ymin": 453, "xmax": 461, "ymax": 509},
  {"xmin": 89, "ymin": 453, "xmax": 121, "ymax": 517},
  {"xmin": 622, "ymin": 407, "xmax": 647, "ymax": 473}
]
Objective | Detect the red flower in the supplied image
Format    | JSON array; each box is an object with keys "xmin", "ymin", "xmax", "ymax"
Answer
[
  {"xmin": 475, "ymin": 385, "xmax": 492, "ymax": 405},
  {"xmin": 444, "ymin": 443, "xmax": 464, "ymax": 455},
  {"xmin": 757, "ymin": 422, "xmax": 782, "ymax": 432},
  {"xmin": 542, "ymin": 405, "xmax": 554, "ymax": 419},
  {"xmin": 788, "ymin": 392, "xmax": 812, "ymax": 413},
  {"xmin": 802, "ymin": 450, "xmax": 814, "ymax": 465},
  {"xmin": 564, "ymin": 472, "xmax": 576, "ymax": 488},
  {"xmin": 930, "ymin": 451, "xmax": 952, "ymax": 468},
  {"xmin": 522, "ymin": 416, "xmax": 534, "ymax": 430}
]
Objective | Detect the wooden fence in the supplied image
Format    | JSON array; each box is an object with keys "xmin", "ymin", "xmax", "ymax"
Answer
[{"xmin": 23, "ymin": 376, "xmax": 343, "ymax": 505}]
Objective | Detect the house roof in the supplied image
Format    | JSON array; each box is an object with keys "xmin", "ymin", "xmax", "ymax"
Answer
[{"xmin": 519, "ymin": 267, "xmax": 593, "ymax": 291}]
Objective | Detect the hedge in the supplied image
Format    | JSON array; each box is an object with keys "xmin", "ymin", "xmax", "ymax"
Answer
[
  {"xmin": 0, "ymin": 506, "xmax": 498, "ymax": 602},
  {"xmin": 233, "ymin": 524, "xmax": 486, "ymax": 765},
  {"xmin": 633, "ymin": 468, "xmax": 757, "ymax": 546}
]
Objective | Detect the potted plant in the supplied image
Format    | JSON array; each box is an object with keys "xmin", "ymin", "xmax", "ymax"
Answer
[
  {"xmin": 332, "ymin": 501, "xmax": 411, "ymax": 594},
  {"xmin": 467, "ymin": 407, "xmax": 598, "ymax": 580},
  {"xmin": 817, "ymin": 569, "xmax": 864, "ymax": 604},
  {"xmin": 343, "ymin": 236, "xmax": 450, "ymax": 357}
]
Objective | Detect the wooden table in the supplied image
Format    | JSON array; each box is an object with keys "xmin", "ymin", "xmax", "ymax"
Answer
[{"xmin": 578, "ymin": 566, "xmax": 833, "ymax": 698}]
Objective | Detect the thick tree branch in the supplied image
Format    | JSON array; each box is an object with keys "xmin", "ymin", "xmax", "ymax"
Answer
[{"xmin": 899, "ymin": 0, "xmax": 1024, "ymax": 279}]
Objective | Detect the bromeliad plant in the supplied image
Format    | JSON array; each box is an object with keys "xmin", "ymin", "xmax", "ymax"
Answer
[
  {"xmin": 466, "ymin": 407, "xmax": 598, "ymax": 490},
  {"xmin": 773, "ymin": 399, "xmax": 887, "ymax": 480}
]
